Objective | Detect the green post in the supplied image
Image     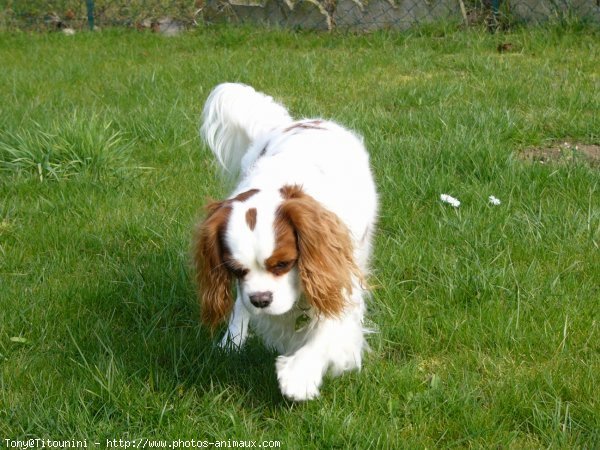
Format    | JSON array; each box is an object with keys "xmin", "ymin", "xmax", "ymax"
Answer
[
  {"xmin": 492, "ymin": 0, "xmax": 500, "ymax": 23},
  {"xmin": 487, "ymin": 0, "xmax": 500, "ymax": 32},
  {"xmin": 86, "ymin": 0, "xmax": 95, "ymax": 30}
]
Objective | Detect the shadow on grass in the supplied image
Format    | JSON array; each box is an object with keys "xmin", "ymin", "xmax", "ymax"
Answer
[{"xmin": 73, "ymin": 246, "xmax": 289, "ymax": 410}]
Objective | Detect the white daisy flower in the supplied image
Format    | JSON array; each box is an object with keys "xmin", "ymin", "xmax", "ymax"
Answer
[
  {"xmin": 440, "ymin": 194, "xmax": 460, "ymax": 208},
  {"xmin": 488, "ymin": 195, "xmax": 501, "ymax": 206}
]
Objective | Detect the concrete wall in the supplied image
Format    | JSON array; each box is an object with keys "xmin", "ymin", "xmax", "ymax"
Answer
[{"xmin": 204, "ymin": 0, "xmax": 600, "ymax": 30}]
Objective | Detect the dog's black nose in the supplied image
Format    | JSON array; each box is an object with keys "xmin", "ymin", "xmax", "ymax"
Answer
[{"xmin": 249, "ymin": 291, "xmax": 273, "ymax": 308}]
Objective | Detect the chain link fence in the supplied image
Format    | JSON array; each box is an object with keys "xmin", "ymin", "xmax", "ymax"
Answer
[{"xmin": 1, "ymin": 0, "xmax": 599, "ymax": 31}]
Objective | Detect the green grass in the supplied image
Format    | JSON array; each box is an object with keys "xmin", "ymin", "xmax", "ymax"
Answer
[{"xmin": 1, "ymin": 24, "xmax": 599, "ymax": 447}]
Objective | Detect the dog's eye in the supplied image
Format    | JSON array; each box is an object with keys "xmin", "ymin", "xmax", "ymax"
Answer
[
  {"xmin": 270, "ymin": 260, "xmax": 295, "ymax": 275},
  {"xmin": 231, "ymin": 267, "xmax": 249, "ymax": 278},
  {"xmin": 225, "ymin": 261, "xmax": 248, "ymax": 278}
]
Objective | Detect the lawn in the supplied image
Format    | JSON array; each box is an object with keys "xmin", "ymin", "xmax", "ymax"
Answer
[{"xmin": 0, "ymin": 23, "xmax": 598, "ymax": 448}]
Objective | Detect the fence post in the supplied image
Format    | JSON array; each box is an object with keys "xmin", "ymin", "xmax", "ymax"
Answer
[
  {"xmin": 492, "ymin": 0, "xmax": 500, "ymax": 25},
  {"xmin": 487, "ymin": 0, "xmax": 500, "ymax": 32},
  {"xmin": 86, "ymin": 0, "xmax": 95, "ymax": 30}
]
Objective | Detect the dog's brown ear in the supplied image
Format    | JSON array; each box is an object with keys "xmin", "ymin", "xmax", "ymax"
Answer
[
  {"xmin": 278, "ymin": 185, "xmax": 361, "ymax": 317},
  {"xmin": 193, "ymin": 201, "xmax": 233, "ymax": 330}
]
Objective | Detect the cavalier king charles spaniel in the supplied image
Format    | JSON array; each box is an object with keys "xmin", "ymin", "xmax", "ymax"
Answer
[{"xmin": 194, "ymin": 83, "xmax": 378, "ymax": 401}]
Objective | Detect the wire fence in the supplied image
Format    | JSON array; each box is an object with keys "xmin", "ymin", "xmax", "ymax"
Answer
[{"xmin": 2, "ymin": 0, "xmax": 599, "ymax": 32}]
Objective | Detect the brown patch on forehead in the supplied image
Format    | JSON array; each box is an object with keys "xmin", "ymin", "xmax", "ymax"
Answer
[
  {"xmin": 245, "ymin": 208, "xmax": 257, "ymax": 231},
  {"xmin": 231, "ymin": 188, "xmax": 259, "ymax": 203}
]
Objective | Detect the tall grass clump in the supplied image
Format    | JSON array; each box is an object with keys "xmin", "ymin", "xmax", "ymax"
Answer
[{"xmin": 0, "ymin": 114, "xmax": 135, "ymax": 182}]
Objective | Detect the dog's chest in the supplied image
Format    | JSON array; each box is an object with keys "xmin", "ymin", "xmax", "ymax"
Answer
[{"xmin": 252, "ymin": 300, "xmax": 316, "ymax": 354}]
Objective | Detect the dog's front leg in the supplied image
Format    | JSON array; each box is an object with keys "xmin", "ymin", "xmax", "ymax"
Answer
[
  {"xmin": 276, "ymin": 345, "xmax": 327, "ymax": 401},
  {"xmin": 276, "ymin": 306, "xmax": 366, "ymax": 401},
  {"xmin": 218, "ymin": 295, "xmax": 250, "ymax": 350},
  {"xmin": 275, "ymin": 320, "xmax": 347, "ymax": 401}
]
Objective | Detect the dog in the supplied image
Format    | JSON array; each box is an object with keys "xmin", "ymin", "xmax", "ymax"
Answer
[{"xmin": 194, "ymin": 83, "xmax": 378, "ymax": 401}]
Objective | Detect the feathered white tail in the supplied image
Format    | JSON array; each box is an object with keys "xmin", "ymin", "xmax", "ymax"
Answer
[{"xmin": 200, "ymin": 83, "xmax": 292, "ymax": 176}]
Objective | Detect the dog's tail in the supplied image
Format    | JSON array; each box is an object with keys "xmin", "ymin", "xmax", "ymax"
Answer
[{"xmin": 200, "ymin": 83, "xmax": 292, "ymax": 176}]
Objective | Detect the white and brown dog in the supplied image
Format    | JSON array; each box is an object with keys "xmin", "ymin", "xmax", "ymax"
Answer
[{"xmin": 194, "ymin": 83, "xmax": 378, "ymax": 401}]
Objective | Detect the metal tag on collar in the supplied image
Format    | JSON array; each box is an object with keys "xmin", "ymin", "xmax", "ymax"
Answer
[{"xmin": 294, "ymin": 312, "xmax": 311, "ymax": 332}]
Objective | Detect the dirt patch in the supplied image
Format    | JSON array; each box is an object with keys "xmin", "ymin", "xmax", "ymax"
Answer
[{"xmin": 519, "ymin": 142, "xmax": 600, "ymax": 168}]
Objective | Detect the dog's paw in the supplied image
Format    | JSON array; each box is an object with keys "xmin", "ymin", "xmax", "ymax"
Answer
[{"xmin": 276, "ymin": 354, "xmax": 323, "ymax": 401}]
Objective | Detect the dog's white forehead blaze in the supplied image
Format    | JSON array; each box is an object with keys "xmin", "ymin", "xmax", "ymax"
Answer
[{"xmin": 225, "ymin": 194, "xmax": 281, "ymax": 269}]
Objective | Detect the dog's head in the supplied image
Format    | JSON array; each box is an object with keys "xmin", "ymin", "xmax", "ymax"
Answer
[{"xmin": 194, "ymin": 185, "xmax": 361, "ymax": 330}]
